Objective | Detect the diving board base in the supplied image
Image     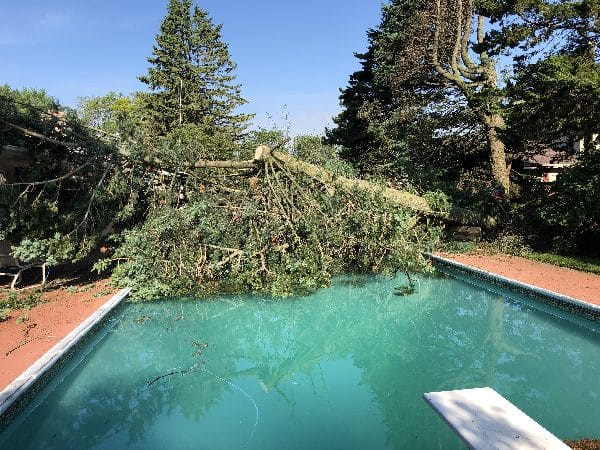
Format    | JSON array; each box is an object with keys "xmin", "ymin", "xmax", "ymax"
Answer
[{"xmin": 423, "ymin": 387, "xmax": 570, "ymax": 450}]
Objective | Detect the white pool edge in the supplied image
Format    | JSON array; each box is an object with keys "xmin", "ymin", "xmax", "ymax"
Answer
[{"xmin": 0, "ymin": 288, "xmax": 130, "ymax": 420}]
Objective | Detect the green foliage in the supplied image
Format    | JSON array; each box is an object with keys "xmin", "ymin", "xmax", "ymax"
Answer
[
  {"xmin": 525, "ymin": 252, "xmax": 600, "ymax": 275},
  {"xmin": 108, "ymin": 166, "xmax": 439, "ymax": 300},
  {"xmin": 507, "ymin": 55, "xmax": 600, "ymax": 153},
  {"xmin": 1, "ymin": 288, "xmax": 44, "ymax": 313},
  {"xmin": 536, "ymin": 151, "xmax": 600, "ymax": 256},
  {"xmin": 11, "ymin": 235, "xmax": 75, "ymax": 265},
  {"xmin": 483, "ymin": 0, "xmax": 599, "ymax": 61},
  {"xmin": 77, "ymin": 92, "xmax": 141, "ymax": 142},
  {"xmin": 0, "ymin": 307, "xmax": 10, "ymax": 322},
  {"xmin": 138, "ymin": 0, "xmax": 251, "ymax": 138},
  {"xmin": 152, "ymin": 125, "xmax": 239, "ymax": 169},
  {"xmin": 0, "ymin": 85, "xmax": 131, "ymax": 265},
  {"xmin": 437, "ymin": 240, "xmax": 476, "ymax": 254},
  {"xmin": 423, "ymin": 190, "xmax": 452, "ymax": 213},
  {"xmin": 293, "ymin": 134, "xmax": 356, "ymax": 178}
]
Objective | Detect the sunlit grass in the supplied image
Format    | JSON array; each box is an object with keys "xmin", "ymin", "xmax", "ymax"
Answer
[{"xmin": 524, "ymin": 252, "xmax": 600, "ymax": 275}]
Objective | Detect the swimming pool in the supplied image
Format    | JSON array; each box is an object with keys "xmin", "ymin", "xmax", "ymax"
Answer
[{"xmin": 1, "ymin": 270, "xmax": 599, "ymax": 449}]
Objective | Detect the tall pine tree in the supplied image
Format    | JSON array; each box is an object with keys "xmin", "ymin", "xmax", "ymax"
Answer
[{"xmin": 139, "ymin": 0, "xmax": 251, "ymax": 138}]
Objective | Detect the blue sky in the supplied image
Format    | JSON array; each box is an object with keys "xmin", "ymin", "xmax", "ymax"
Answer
[{"xmin": 0, "ymin": 1, "xmax": 383, "ymax": 136}]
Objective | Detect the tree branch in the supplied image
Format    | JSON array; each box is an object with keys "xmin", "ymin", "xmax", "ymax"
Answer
[
  {"xmin": 432, "ymin": 0, "xmax": 466, "ymax": 88},
  {"xmin": 8, "ymin": 162, "xmax": 92, "ymax": 186},
  {"xmin": 460, "ymin": 0, "xmax": 479, "ymax": 70},
  {"xmin": 0, "ymin": 120, "xmax": 79, "ymax": 149},
  {"xmin": 68, "ymin": 166, "xmax": 111, "ymax": 237}
]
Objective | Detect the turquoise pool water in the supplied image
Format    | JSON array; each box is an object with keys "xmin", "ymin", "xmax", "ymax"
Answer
[{"xmin": 2, "ymin": 271, "xmax": 600, "ymax": 449}]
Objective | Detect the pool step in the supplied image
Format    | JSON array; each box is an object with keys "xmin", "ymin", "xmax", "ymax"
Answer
[{"xmin": 423, "ymin": 387, "xmax": 570, "ymax": 450}]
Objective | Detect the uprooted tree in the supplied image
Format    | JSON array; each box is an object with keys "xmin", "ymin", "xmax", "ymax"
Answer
[
  {"xmin": 1, "ymin": 83, "xmax": 458, "ymax": 298},
  {"xmin": 102, "ymin": 143, "xmax": 452, "ymax": 299}
]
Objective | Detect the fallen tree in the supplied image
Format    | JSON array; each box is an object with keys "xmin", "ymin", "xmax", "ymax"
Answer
[
  {"xmin": 103, "ymin": 143, "xmax": 448, "ymax": 299},
  {"xmin": 2, "ymin": 107, "xmax": 472, "ymax": 298},
  {"xmin": 3, "ymin": 114, "xmax": 477, "ymax": 223},
  {"xmin": 126, "ymin": 144, "xmax": 479, "ymax": 224}
]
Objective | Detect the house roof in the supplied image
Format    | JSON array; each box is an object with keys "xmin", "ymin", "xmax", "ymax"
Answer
[{"xmin": 523, "ymin": 149, "xmax": 576, "ymax": 168}]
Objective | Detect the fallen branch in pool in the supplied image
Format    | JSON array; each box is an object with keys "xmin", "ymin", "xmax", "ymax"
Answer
[
  {"xmin": 146, "ymin": 369, "xmax": 181, "ymax": 387},
  {"xmin": 394, "ymin": 271, "xmax": 417, "ymax": 296},
  {"xmin": 146, "ymin": 342, "xmax": 209, "ymax": 387}
]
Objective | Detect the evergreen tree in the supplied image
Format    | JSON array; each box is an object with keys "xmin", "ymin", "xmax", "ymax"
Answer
[
  {"xmin": 325, "ymin": 42, "xmax": 387, "ymax": 173},
  {"xmin": 328, "ymin": 0, "xmax": 485, "ymax": 187},
  {"xmin": 139, "ymin": 0, "xmax": 251, "ymax": 138}
]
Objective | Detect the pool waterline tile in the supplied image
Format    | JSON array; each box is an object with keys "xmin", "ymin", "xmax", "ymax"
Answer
[
  {"xmin": 428, "ymin": 253, "xmax": 600, "ymax": 323},
  {"xmin": 0, "ymin": 288, "xmax": 130, "ymax": 431}
]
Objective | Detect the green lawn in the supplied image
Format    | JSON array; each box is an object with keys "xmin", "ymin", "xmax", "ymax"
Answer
[{"xmin": 524, "ymin": 252, "xmax": 600, "ymax": 275}]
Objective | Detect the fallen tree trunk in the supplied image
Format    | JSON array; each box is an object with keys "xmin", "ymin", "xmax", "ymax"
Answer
[
  {"xmin": 264, "ymin": 147, "xmax": 433, "ymax": 214},
  {"xmin": 186, "ymin": 145, "xmax": 480, "ymax": 224},
  {"xmin": 4, "ymin": 119, "xmax": 481, "ymax": 224}
]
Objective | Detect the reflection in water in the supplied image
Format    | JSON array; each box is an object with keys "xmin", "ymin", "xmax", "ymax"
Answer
[
  {"xmin": 199, "ymin": 367, "xmax": 259, "ymax": 441},
  {"xmin": 2, "ymin": 273, "xmax": 600, "ymax": 449}
]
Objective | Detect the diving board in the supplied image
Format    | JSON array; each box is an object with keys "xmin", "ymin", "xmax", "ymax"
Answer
[{"xmin": 423, "ymin": 387, "xmax": 570, "ymax": 450}]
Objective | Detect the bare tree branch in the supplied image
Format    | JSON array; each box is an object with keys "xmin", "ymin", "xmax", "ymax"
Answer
[
  {"xmin": 1, "ymin": 120, "xmax": 79, "ymax": 149},
  {"xmin": 8, "ymin": 162, "xmax": 92, "ymax": 186}
]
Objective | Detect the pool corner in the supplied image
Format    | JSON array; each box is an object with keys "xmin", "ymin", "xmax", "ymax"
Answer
[{"xmin": 0, "ymin": 288, "xmax": 130, "ymax": 431}]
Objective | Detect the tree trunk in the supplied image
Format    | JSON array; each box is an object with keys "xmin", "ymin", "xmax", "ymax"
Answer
[
  {"xmin": 267, "ymin": 149, "xmax": 434, "ymax": 213},
  {"xmin": 485, "ymin": 113, "xmax": 511, "ymax": 198}
]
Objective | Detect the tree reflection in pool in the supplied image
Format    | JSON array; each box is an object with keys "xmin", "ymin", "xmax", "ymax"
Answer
[{"xmin": 2, "ymin": 272, "xmax": 600, "ymax": 449}]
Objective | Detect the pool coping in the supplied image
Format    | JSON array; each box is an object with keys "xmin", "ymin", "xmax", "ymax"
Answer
[
  {"xmin": 428, "ymin": 253, "xmax": 600, "ymax": 323},
  {"xmin": 0, "ymin": 288, "xmax": 130, "ymax": 430}
]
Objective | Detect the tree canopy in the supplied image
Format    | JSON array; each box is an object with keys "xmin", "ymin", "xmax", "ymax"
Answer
[
  {"xmin": 138, "ymin": 0, "xmax": 251, "ymax": 139},
  {"xmin": 328, "ymin": 0, "xmax": 599, "ymax": 200}
]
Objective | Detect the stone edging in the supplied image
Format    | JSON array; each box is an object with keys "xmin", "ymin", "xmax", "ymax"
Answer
[
  {"xmin": 427, "ymin": 253, "xmax": 600, "ymax": 323},
  {"xmin": 0, "ymin": 288, "xmax": 130, "ymax": 430}
]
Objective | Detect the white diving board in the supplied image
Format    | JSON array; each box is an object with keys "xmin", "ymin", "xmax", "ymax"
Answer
[{"xmin": 423, "ymin": 387, "xmax": 570, "ymax": 450}]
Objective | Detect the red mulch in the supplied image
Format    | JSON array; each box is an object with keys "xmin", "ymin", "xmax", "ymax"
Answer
[
  {"xmin": 0, "ymin": 275, "xmax": 117, "ymax": 390},
  {"xmin": 437, "ymin": 252, "xmax": 600, "ymax": 307}
]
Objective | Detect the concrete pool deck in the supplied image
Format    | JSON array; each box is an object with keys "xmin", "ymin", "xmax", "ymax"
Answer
[
  {"xmin": 0, "ymin": 288, "xmax": 129, "ymax": 430},
  {"xmin": 435, "ymin": 253, "xmax": 600, "ymax": 308}
]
